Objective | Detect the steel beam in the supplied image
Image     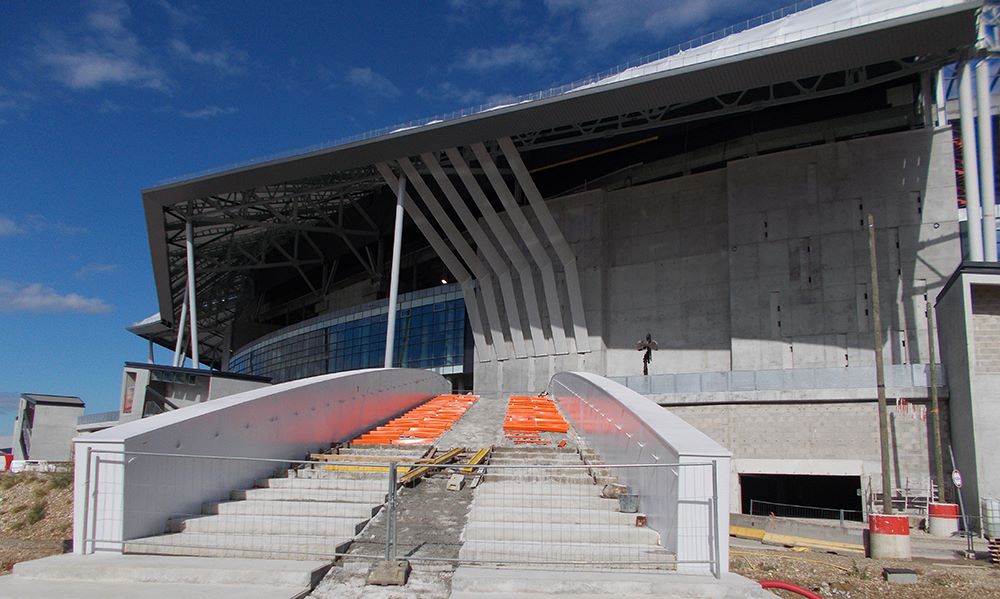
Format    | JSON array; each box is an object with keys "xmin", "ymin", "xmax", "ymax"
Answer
[
  {"xmin": 397, "ymin": 157, "xmax": 508, "ymax": 361},
  {"xmin": 977, "ymin": 59, "xmax": 998, "ymax": 261},
  {"xmin": 959, "ymin": 61, "xmax": 985, "ymax": 261},
  {"xmin": 384, "ymin": 173, "xmax": 406, "ymax": 368},
  {"xmin": 445, "ymin": 147, "xmax": 533, "ymax": 359},
  {"xmin": 375, "ymin": 163, "xmax": 493, "ymax": 363},
  {"xmin": 498, "ymin": 137, "xmax": 591, "ymax": 353},
  {"xmin": 471, "ymin": 143, "xmax": 560, "ymax": 356},
  {"xmin": 185, "ymin": 219, "xmax": 200, "ymax": 367}
]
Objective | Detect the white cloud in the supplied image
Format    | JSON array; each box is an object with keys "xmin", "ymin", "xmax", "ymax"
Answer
[
  {"xmin": 156, "ymin": 0, "xmax": 200, "ymax": 27},
  {"xmin": 345, "ymin": 67, "xmax": 400, "ymax": 99},
  {"xmin": 417, "ymin": 82, "xmax": 485, "ymax": 104},
  {"xmin": 74, "ymin": 263, "xmax": 118, "ymax": 278},
  {"xmin": 0, "ymin": 214, "xmax": 86, "ymax": 236},
  {"xmin": 36, "ymin": 0, "xmax": 169, "ymax": 91},
  {"xmin": 169, "ymin": 39, "xmax": 248, "ymax": 75},
  {"xmin": 179, "ymin": 105, "xmax": 237, "ymax": 119},
  {"xmin": 545, "ymin": 0, "xmax": 736, "ymax": 48},
  {"xmin": 0, "ymin": 280, "xmax": 112, "ymax": 314},
  {"xmin": 458, "ymin": 43, "xmax": 551, "ymax": 71},
  {"xmin": 0, "ymin": 215, "xmax": 21, "ymax": 236}
]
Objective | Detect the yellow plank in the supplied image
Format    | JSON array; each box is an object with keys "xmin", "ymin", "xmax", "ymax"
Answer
[
  {"xmin": 729, "ymin": 525, "xmax": 766, "ymax": 541},
  {"xmin": 461, "ymin": 447, "xmax": 491, "ymax": 473},
  {"xmin": 320, "ymin": 465, "xmax": 412, "ymax": 474},
  {"xmin": 760, "ymin": 532, "xmax": 864, "ymax": 554}
]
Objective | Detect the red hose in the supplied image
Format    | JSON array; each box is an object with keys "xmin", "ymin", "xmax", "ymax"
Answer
[{"xmin": 758, "ymin": 580, "xmax": 823, "ymax": 599}]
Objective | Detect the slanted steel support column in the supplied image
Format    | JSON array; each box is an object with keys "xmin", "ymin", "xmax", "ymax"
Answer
[
  {"xmin": 376, "ymin": 163, "xmax": 493, "ymax": 363},
  {"xmin": 471, "ymin": 142, "xmax": 560, "ymax": 356},
  {"xmin": 498, "ymin": 137, "xmax": 591, "ymax": 353},
  {"xmin": 959, "ymin": 61, "xmax": 985, "ymax": 261},
  {"xmin": 423, "ymin": 151, "xmax": 518, "ymax": 361},
  {"xmin": 172, "ymin": 287, "xmax": 188, "ymax": 367},
  {"xmin": 397, "ymin": 157, "xmax": 503, "ymax": 361},
  {"xmin": 446, "ymin": 147, "xmax": 534, "ymax": 358},
  {"xmin": 185, "ymin": 219, "xmax": 200, "ymax": 368},
  {"xmin": 977, "ymin": 59, "xmax": 998, "ymax": 261},
  {"xmin": 384, "ymin": 174, "xmax": 406, "ymax": 368}
]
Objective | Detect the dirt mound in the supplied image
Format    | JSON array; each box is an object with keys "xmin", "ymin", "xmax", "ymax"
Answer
[{"xmin": 0, "ymin": 470, "xmax": 74, "ymax": 574}]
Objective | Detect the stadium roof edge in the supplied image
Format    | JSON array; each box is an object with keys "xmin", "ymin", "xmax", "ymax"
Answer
[{"xmin": 141, "ymin": 0, "xmax": 983, "ymax": 340}]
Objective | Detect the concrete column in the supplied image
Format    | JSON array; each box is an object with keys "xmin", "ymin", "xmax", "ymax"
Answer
[
  {"xmin": 976, "ymin": 59, "xmax": 997, "ymax": 261},
  {"xmin": 935, "ymin": 68, "xmax": 948, "ymax": 127},
  {"xmin": 384, "ymin": 174, "xmax": 406, "ymax": 368},
  {"xmin": 185, "ymin": 220, "xmax": 200, "ymax": 367},
  {"xmin": 960, "ymin": 61, "xmax": 985, "ymax": 261},
  {"xmin": 172, "ymin": 288, "xmax": 188, "ymax": 367}
]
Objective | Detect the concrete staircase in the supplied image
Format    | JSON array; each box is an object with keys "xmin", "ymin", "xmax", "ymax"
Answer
[
  {"xmin": 457, "ymin": 446, "xmax": 675, "ymax": 569},
  {"xmin": 124, "ymin": 446, "xmax": 428, "ymax": 560}
]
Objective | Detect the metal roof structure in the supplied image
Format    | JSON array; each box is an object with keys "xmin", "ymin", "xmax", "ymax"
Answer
[{"xmin": 137, "ymin": 0, "xmax": 984, "ymax": 367}]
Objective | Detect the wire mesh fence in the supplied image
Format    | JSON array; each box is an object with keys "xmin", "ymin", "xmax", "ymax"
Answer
[
  {"xmin": 81, "ymin": 449, "xmax": 722, "ymax": 575},
  {"xmin": 748, "ymin": 499, "xmax": 864, "ymax": 524}
]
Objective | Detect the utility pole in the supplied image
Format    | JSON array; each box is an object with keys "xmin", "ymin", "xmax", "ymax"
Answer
[
  {"xmin": 926, "ymin": 299, "xmax": 946, "ymax": 502},
  {"xmin": 868, "ymin": 214, "xmax": 893, "ymax": 515}
]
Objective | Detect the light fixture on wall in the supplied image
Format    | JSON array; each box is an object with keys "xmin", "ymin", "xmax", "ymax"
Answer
[{"xmin": 441, "ymin": 278, "xmax": 448, "ymax": 285}]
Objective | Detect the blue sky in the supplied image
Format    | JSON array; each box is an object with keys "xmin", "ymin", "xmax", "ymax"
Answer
[{"xmin": 0, "ymin": 0, "xmax": 792, "ymax": 434}]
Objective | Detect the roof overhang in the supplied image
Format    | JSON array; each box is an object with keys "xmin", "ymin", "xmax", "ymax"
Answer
[{"xmin": 140, "ymin": 0, "xmax": 982, "ymax": 354}]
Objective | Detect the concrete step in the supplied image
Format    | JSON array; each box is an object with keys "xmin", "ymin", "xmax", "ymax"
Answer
[
  {"xmin": 11, "ymin": 553, "xmax": 331, "ymax": 588},
  {"xmin": 294, "ymin": 465, "xmax": 405, "ymax": 479},
  {"xmin": 488, "ymin": 456, "xmax": 585, "ymax": 465},
  {"xmin": 125, "ymin": 532, "xmax": 352, "ymax": 560},
  {"xmin": 289, "ymin": 468, "xmax": 394, "ymax": 480},
  {"xmin": 470, "ymin": 493, "xmax": 618, "ymax": 511},
  {"xmin": 450, "ymin": 567, "xmax": 763, "ymax": 598},
  {"xmin": 235, "ymin": 487, "xmax": 383, "ymax": 503},
  {"xmin": 204, "ymin": 499, "xmax": 379, "ymax": 519},
  {"xmin": 457, "ymin": 540, "xmax": 675, "ymax": 569},
  {"xmin": 462, "ymin": 521, "xmax": 661, "ymax": 545},
  {"xmin": 484, "ymin": 472, "xmax": 595, "ymax": 485},
  {"xmin": 473, "ymin": 481, "xmax": 609, "ymax": 498},
  {"xmin": 0, "ymin": 578, "xmax": 310, "ymax": 599},
  {"xmin": 258, "ymin": 477, "xmax": 387, "ymax": 491},
  {"xmin": 169, "ymin": 514, "xmax": 367, "ymax": 536},
  {"xmin": 468, "ymin": 505, "xmax": 643, "ymax": 525}
]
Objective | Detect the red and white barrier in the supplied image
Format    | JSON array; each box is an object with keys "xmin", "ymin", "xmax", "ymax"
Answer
[
  {"xmin": 869, "ymin": 514, "xmax": 911, "ymax": 559},
  {"xmin": 927, "ymin": 502, "xmax": 960, "ymax": 537}
]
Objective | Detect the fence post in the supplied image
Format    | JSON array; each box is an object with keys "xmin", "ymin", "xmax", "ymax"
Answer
[
  {"xmin": 386, "ymin": 461, "xmax": 397, "ymax": 561},
  {"xmin": 839, "ymin": 509, "xmax": 845, "ymax": 527},
  {"xmin": 750, "ymin": 498, "xmax": 755, "ymax": 516},
  {"xmin": 81, "ymin": 446, "xmax": 92, "ymax": 554},
  {"xmin": 711, "ymin": 460, "xmax": 721, "ymax": 579}
]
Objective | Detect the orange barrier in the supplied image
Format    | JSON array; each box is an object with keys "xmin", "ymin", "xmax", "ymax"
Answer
[
  {"xmin": 353, "ymin": 394, "xmax": 478, "ymax": 446},
  {"xmin": 502, "ymin": 394, "xmax": 570, "ymax": 434}
]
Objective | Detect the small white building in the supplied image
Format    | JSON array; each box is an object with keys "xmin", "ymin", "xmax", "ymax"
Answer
[{"xmin": 12, "ymin": 394, "xmax": 85, "ymax": 462}]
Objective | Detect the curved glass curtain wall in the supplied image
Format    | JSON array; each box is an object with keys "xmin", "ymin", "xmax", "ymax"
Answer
[{"xmin": 229, "ymin": 284, "xmax": 466, "ymax": 383}]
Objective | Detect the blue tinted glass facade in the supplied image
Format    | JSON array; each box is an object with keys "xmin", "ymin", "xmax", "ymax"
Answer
[{"xmin": 229, "ymin": 285, "xmax": 466, "ymax": 383}]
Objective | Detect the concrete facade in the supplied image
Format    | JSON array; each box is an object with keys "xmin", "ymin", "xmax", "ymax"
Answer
[
  {"xmin": 470, "ymin": 126, "xmax": 961, "ymax": 506},
  {"xmin": 936, "ymin": 268, "xmax": 1000, "ymax": 522}
]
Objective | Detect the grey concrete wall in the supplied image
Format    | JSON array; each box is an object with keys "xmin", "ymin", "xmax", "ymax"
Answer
[
  {"xmin": 970, "ymin": 284, "xmax": 1000, "ymax": 503},
  {"xmin": 16, "ymin": 403, "xmax": 83, "ymax": 462},
  {"xmin": 475, "ymin": 127, "xmax": 960, "ymax": 396}
]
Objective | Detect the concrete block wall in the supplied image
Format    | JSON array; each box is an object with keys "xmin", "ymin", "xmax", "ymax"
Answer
[
  {"xmin": 972, "ymin": 285, "xmax": 1000, "ymax": 373},
  {"xmin": 668, "ymin": 400, "xmax": 951, "ymax": 504}
]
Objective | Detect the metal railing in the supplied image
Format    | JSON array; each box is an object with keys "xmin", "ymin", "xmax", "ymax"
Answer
[
  {"xmin": 80, "ymin": 449, "xmax": 722, "ymax": 576},
  {"xmin": 748, "ymin": 499, "xmax": 864, "ymax": 525},
  {"xmin": 77, "ymin": 411, "xmax": 121, "ymax": 426}
]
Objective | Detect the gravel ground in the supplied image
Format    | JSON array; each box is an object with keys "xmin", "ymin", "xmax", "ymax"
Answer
[
  {"xmin": 0, "ymin": 470, "xmax": 74, "ymax": 574},
  {"xmin": 730, "ymin": 541, "xmax": 1000, "ymax": 598}
]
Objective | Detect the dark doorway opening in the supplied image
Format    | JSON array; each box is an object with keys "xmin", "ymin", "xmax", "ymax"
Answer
[{"xmin": 740, "ymin": 473, "xmax": 863, "ymax": 521}]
